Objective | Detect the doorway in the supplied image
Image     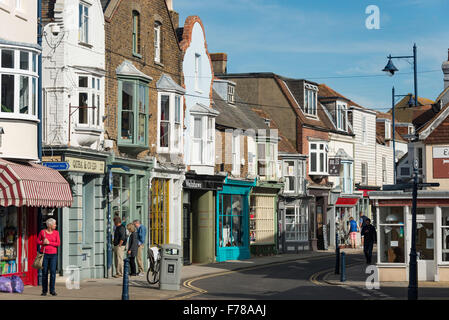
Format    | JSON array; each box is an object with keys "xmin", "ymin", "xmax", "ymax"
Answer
[
  {"xmin": 416, "ymin": 221, "xmax": 435, "ymax": 281},
  {"xmin": 182, "ymin": 203, "xmax": 191, "ymax": 265}
]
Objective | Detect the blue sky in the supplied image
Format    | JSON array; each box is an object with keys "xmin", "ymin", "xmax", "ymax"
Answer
[{"xmin": 176, "ymin": 0, "xmax": 449, "ymax": 112}]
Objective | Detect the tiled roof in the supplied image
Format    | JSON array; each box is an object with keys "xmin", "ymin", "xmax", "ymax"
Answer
[
  {"xmin": 100, "ymin": 0, "xmax": 110, "ymax": 11},
  {"xmin": 394, "ymin": 94, "xmax": 435, "ymax": 110},
  {"xmin": 393, "ymin": 103, "xmax": 439, "ymax": 129},
  {"xmin": 418, "ymin": 102, "xmax": 449, "ymax": 134},
  {"xmin": 318, "ymin": 83, "xmax": 365, "ymax": 110}
]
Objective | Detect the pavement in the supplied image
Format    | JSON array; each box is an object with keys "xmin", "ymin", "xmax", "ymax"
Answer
[{"xmin": 0, "ymin": 250, "xmax": 334, "ymax": 300}]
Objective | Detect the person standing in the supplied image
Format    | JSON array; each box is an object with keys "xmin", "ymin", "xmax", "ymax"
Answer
[
  {"xmin": 37, "ymin": 218, "xmax": 60, "ymax": 296},
  {"xmin": 133, "ymin": 220, "xmax": 146, "ymax": 276},
  {"xmin": 361, "ymin": 218, "xmax": 377, "ymax": 264},
  {"xmin": 113, "ymin": 217, "xmax": 127, "ymax": 278},
  {"xmin": 126, "ymin": 224, "xmax": 138, "ymax": 276},
  {"xmin": 348, "ymin": 217, "xmax": 359, "ymax": 249},
  {"xmin": 359, "ymin": 211, "xmax": 369, "ymax": 247}
]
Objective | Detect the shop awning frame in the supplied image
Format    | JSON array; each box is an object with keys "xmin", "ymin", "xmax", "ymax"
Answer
[{"xmin": 0, "ymin": 159, "xmax": 73, "ymax": 208}]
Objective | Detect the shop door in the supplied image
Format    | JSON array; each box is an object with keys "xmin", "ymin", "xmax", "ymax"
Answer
[
  {"xmin": 416, "ymin": 222, "xmax": 435, "ymax": 281},
  {"xmin": 182, "ymin": 204, "xmax": 191, "ymax": 265}
]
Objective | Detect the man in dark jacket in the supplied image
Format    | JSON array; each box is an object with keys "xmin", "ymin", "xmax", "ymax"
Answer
[
  {"xmin": 361, "ymin": 218, "xmax": 377, "ymax": 264},
  {"xmin": 113, "ymin": 217, "xmax": 127, "ymax": 277}
]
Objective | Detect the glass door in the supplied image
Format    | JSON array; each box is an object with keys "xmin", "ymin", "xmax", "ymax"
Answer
[{"xmin": 416, "ymin": 222, "xmax": 435, "ymax": 281}]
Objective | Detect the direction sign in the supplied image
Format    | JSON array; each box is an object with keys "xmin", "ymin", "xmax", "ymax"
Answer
[{"xmin": 42, "ymin": 162, "xmax": 70, "ymax": 171}]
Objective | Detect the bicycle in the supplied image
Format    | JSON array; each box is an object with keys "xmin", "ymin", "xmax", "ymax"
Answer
[{"xmin": 147, "ymin": 246, "xmax": 161, "ymax": 285}]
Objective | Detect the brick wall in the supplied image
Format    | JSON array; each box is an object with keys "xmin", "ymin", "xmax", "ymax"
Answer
[{"xmin": 104, "ymin": 0, "xmax": 183, "ymax": 159}]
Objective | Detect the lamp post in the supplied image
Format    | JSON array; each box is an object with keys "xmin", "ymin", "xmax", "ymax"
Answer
[{"xmin": 106, "ymin": 164, "xmax": 130, "ymax": 278}]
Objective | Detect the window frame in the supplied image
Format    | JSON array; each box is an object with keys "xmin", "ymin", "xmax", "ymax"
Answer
[
  {"xmin": 228, "ymin": 84, "xmax": 235, "ymax": 104},
  {"xmin": 441, "ymin": 208, "xmax": 449, "ymax": 263},
  {"xmin": 79, "ymin": 2, "xmax": 90, "ymax": 44},
  {"xmin": 118, "ymin": 77, "xmax": 149, "ymax": 148},
  {"xmin": 385, "ymin": 120, "xmax": 391, "ymax": 140},
  {"xmin": 284, "ymin": 204, "xmax": 308, "ymax": 242},
  {"xmin": 378, "ymin": 207, "xmax": 406, "ymax": 264},
  {"xmin": 132, "ymin": 11, "xmax": 141, "ymax": 57},
  {"xmin": 154, "ymin": 22, "xmax": 162, "ymax": 63},
  {"xmin": 76, "ymin": 74, "xmax": 102, "ymax": 128},
  {"xmin": 231, "ymin": 131, "xmax": 241, "ymax": 176},
  {"xmin": 304, "ymin": 88, "xmax": 317, "ymax": 116},
  {"xmin": 257, "ymin": 140, "xmax": 277, "ymax": 180},
  {"xmin": 157, "ymin": 92, "xmax": 183, "ymax": 153},
  {"xmin": 309, "ymin": 142, "xmax": 328, "ymax": 175},
  {"xmin": 336, "ymin": 103, "xmax": 348, "ymax": 131},
  {"xmin": 361, "ymin": 161, "xmax": 368, "ymax": 185}
]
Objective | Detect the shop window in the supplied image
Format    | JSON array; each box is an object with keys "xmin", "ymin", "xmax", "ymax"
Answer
[
  {"xmin": 219, "ymin": 194, "xmax": 244, "ymax": 248},
  {"xmin": 442, "ymin": 208, "xmax": 449, "ymax": 262},
  {"xmin": 283, "ymin": 160, "xmax": 296, "ymax": 193},
  {"xmin": 0, "ymin": 207, "xmax": 20, "ymax": 275},
  {"xmin": 379, "ymin": 207, "xmax": 405, "ymax": 263},
  {"xmin": 285, "ymin": 204, "xmax": 308, "ymax": 242},
  {"xmin": 112, "ymin": 174, "xmax": 131, "ymax": 225},
  {"xmin": 250, "ymin": 195, "xmax": 275, "ymax": 245},
  {"xmin": 150, "ymin": 179, "xmax": 169, "ymax": 246}
]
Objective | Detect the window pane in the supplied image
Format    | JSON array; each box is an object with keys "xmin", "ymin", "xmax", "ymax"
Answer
[
  {"xmin": 121, "ymin": 81, "xmax": 134, "ymax": 140},
  {"xmin": 32, "ymin": 53, "xmax": 37, "ymax": 72},
  {"xmin": 443, "ymin": 209, "xmax": 449, "ymax": 261},
  {"xmin": 379, "ymin": 207, "xmax": 404, "ymax": 224},
  {"xmin": 32, "ymin": 78, "xmax": 37, "ymax": 115},
  {"xmin": 379, "ymin": 225, "xmax": 405, "ymax": 263},
  {"xmin": 96, "ymin": 95, "xmax": 100, "ymax": 126},
  {"xmin": 160, "ymin": 122, "xmax": 169, "ymax": 148},
  {"xmin": 320, "ymin": 153, "xmax": 324, "ymax": 172},
  {"xmin": 311, "ymin": 152, "xmax": 317, "ymax": 172},
  {"xmin": 175, "ymin": 96, "xmax": 181, "ymax": 123},
  {"xmin": 194, "ymin": 117, "xmax": 202, "ymax": 139},
  {"xmin": 161, "ymin": 95, "xmax": 170, "ymax": 121},
  {"xmin": 311, "ymin": 143, "xmax": 316, "ymax": 150},
  {"xmin": 78, "ymin": 92, "xmax": 88, "ymax": 124},
  {"xmin": 138, "ymin": 114, "xmax": 145, "ymax": 144},
  {"xmin": 19, "ymin": 76, "xmax": 29, "ymax": 114},
  {"xmin": 20, "ymin": 51, "xmax": 29, "ymax": 70},
  {"xmin": 79, "ymin": 76, "xmax": 88, "ymax": 88},
  {"xmin": 1, "ymin": 50, "xmax": 14, "ymax": 68},
  {"xmin": 1, "ymin": 75, "xmax": 14, "ymax": 112},
  {"xmin": 138, "ymin": 84, "xmax": 145, "ymax": 113}
]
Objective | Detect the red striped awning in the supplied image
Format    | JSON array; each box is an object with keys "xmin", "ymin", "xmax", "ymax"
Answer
[
  {"xmin": 0, "ymin": 159, "xmax": 73, "ymax": 208},
  {"xmin": 335, "ymin": 197, "xmax": 359, "ymax": 206}
]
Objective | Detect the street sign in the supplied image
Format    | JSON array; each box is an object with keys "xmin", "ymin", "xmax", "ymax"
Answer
[
  {"xmin": 42, "ymin": 162, "xmax": 70, "ymax": 171},
  {"xmin": 329, "ymin": 158, "xmax": 341, "ymax": 176}
]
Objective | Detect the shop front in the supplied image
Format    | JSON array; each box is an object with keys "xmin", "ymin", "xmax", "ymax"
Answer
[
  {"xmin": 182, "ymin": 172, "xmax": 225, "ymax": 264},
  {"xmin": 216, "ymin": 177, "xmax": 256, "ymax": 262},
  {"xmin": 308, "ymin": 187, "xmax": 330, "ymax": 251},
  {"xmin": 250, "ymin": 182, "xmax": 282, "ymax": 256},
  {"xmin": 0, "ymin": 159, "xmax": 72, "ymax": 286},
  {"xmin": 370, "ymin": 191, "xmax": 449, "ymax": 282},
  {"xmin": 355, "ymin": 185, "xmax": 381, "ymax": 224},
  {"xmin": 334, "ymin": 196, "xmax": 361, "ymax": 248},
  {"xmin": 43, "ymin": 148, "xmax": 109, "ymax": 280}
]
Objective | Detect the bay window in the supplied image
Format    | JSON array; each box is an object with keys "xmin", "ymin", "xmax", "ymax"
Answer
[
  {"xmin": 192, "ymin": 117, "xmax": 203, "ymax": 164},
  {"xmin": 378, "ymin": 207, "xmax": 405, "ymax": 263},
  {"xmin": 283, "ymin": 161, "xmax": 295, "ymax": 193},
  {"xmin": 258, "ymin": 141, "xmax": 277, "ymax": 180},
  {"xmin": 309, "ymin": 142, "xmax": 328, "ymax": 175},
  {"xmin": 77, "ymin": 74, "xmax": 101, "ymax": 127},
  {"xmin": 118, "ymin": 78, "xmax": 149, "ymax": 147},
  {"xmin": 0, "ymin": 48, "xmax": 38, "ymax": 118},
  {"xmin": 157, "ymin": 92, "xmax": 183, "ymax": 153}
]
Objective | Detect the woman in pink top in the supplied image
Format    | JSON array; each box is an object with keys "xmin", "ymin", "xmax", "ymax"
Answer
[{"xmin": 37, "ymin": 218, "xmax": 60, "ymax": 296}]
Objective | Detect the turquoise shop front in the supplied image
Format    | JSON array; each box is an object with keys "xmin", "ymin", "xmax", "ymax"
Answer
[{"xmin": 216, "ymin": 177, "xmax": 256, "ymax": 262}]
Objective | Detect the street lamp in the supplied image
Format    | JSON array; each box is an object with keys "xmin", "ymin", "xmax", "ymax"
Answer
[{"xmin": 383, "ymin": 44, "xmax": 418, "ymax": 107}]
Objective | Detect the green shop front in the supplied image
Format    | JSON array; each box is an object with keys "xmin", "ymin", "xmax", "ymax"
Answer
[
  {"xmin": 107, "ymin": 156, "xmax": 152, "ymax": 277},
  {"xmin": 216, "ymin": 177, "xmax": 256, "ymax": 262}
]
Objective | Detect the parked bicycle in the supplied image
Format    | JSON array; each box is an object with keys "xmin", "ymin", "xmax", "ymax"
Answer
[{"xmin": 147, "ymin": 246, "xmax": 161, "ymax": 285}]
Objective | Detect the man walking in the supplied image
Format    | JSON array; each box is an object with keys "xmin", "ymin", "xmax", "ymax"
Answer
[
  {"xmin": 359, "ymin": 211, "xmax": 369, "ymax": 247},
  {"xmin": 361, "ymin": 218, "xmax": 376, "ymax": 264},
  {"xmin": 133, "ymin": 220, "xmax": 147, "ymax": 276},
  {"xmin": 113, "ymin": 217, "xmax": 127, "ymax": 277}
]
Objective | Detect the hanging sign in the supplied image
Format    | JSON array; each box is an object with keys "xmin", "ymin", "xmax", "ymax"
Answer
[
  {"xmin": 328, "ymin": 158, "xmax": 341, "ymax": 176},
  {"xmin": 433, "ymin": 146, "xmax": 449, "ymax": 178}
]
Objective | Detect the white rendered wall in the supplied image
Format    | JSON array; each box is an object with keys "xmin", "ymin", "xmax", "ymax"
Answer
[
  {"xmin": 0, "ymin": 0, "xmax": 37, "ymax": 45},
  {"xmin": 328, "ymin": 133, "xmax": 354, "ymax": 190}
]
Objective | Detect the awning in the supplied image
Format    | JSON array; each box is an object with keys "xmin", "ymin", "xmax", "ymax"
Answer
[
  {"xmin": 0, "ymin": 159, "xmax": 73, "ymax": 208},
  {"xmin": 335, "ymin": 197, "xmax": 359, "ymax": 206}
]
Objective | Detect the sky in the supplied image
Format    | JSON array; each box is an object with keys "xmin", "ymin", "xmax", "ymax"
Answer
[{"xmin": 176, "ymin": 0, "xmax": 449, "ymax": 112}]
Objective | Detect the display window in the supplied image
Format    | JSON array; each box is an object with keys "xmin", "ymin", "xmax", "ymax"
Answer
[
  {"xmin": 250, "ymin": 195, "xmax": 275, "ymax": 245},
  {"xmin": 219, "ymin": 194, "xmax": 244, "ymax": 247},
  {"xmin": 442, "ymin": 208, "xmax": 449, "ymax": 262},
  {"xmin": 150, "ymin": 179, "xmax": 169, "ymax": 246},
  {"xmin": 284, "ymin": 204, "xmax": 308, "ymax": 242},
  {"xmin": 0, "ymin": 207, "xmax": 19, "ymax": 275},
  {"xmin": 378, "ymin": 207, "xmax": 405, "ymax": 263},
  {"xmin": 112, "ymin": 174, "xmax": 131, "ymax": 224}
]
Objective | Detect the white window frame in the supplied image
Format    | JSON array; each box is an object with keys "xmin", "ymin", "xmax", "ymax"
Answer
[
  {"xmin": 228, "ymin": 84, "xmax": 235, "ymax": 104},
  {"xmin": 157, "ymin": 92, "xmax": 183, "ymax": 153},
  {"xmin": 382, "ymin": 156, "xmax": 387, "ymax": 183},
  {"xmin": 232, "ymin": 131, "xmax": 241, "ymax": 176},
  {"xmin": 192, "ymin": 116, "xmax": 204, "ymax": 165},
  {"xmin": 285, "ymin": 204, "xmax": 308, "ymax": 242},
  {"xmin": 408, "ymin": 125, "xmax": 415, "ymax": 135},
  {"xmin": 361, "ymin": 161, "xmax": 368, "ymax": 185},
  {"xmin": 304, "ymin": 88, "xmax": 317, "ymax": 116},
  {"xmin": 206, "ymin": 117, "xmax": 214, "ymax": 164},
  {"xmin": 76, "ymin": 74, "xmax": 101, "ymax": 128},
  {"xmin": 79, "ymin": 2, "xmax": 90, "ymax": 44},
  {"xmin": 378, "ymin": 207, "xmax": 406, "ymax": 264},
  {"xmin": 309, "ymin": 142, "xmax": 328, "ymax": 175},
  {"xmin": 336, "ymin": 103, "xmax": 348, "ymax": 131},
  {"xmin": 283, "ymin": 160, "xmax": 296, "ymax": 193},
  {"xmin": 258, "ymin": 141, "xmax": 277, "ymax": 180},
  {"xmin": 0, "ymin": 47, "xmax": 39, "ymax": 121},
  {"xmin": 154, "ymin": 22, "xmax": 161, "ymax": 63},
  {"xmin": 385, "ymin": 120, "xmax": 391, "ymax": 140},
  {"xmin": 362, "ymin": 115, "xmax": 367, "ymax": 145}
]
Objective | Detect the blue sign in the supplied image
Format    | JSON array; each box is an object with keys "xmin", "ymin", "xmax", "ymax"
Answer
[{"xmin": 42, "ymin": 162, "xmax": 70, "ymax": 171}]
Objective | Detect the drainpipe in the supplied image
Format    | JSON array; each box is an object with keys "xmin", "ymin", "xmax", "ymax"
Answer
[{"xmin": 38, "ymin": 0, "xmax": 42, "ymax": 161}]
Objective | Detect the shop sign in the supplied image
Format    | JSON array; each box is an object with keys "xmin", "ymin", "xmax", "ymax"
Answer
[
  {"xmin": 183, "ymin": 178, "xmax": 224, "ymax": 191},
  {"xmin": 432, "ymin": 146, "xmax": 449, "ymax": 178},
  {"xmin": 328, "ymin": 158, "xmax": 341, "ymax": 176},
  {"xmin": 185, "ymin": 179, "xmax": 203, "ymax": 189},
  {"xmin": 42, "ymin": 156, "xmax": 62, "ymax": 162},
  {"xmin": 65, "ymin": 156, "xmax": 105, "ymax": 174}
]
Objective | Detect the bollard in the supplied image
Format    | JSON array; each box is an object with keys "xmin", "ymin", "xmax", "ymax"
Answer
[
  {"xmin": 335, "ymin": 246, "xmax": 340, "ymax": 274},
  {"xmin": 122, "ymin": 258, "xmax": 130, "ymax": 300},
  {"xmin": 340, "ymin": 252, "xmax": 346, "ymax": 282}
]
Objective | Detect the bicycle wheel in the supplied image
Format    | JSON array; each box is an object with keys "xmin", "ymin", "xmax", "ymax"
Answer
[{"xmin": 147, "ymin": 262, "xmax": 160, "ymax": 285}]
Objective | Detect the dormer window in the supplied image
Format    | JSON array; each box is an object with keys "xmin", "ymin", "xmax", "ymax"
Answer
[
  {"xmin": 304, "ymin": 88, "xmax": 317, "ymax": 116},
  {"xmin": 336, "ymin": 103, "xmax": 348, "ymax": 131},
  {"xmin": 408, "ymin": 125, "xmax": 415, "ymax": 135},
  {"xmin": 385, "ymin": 120, "xmax": 391, "ymax": 140},
  {"xmin": 228, "ymin": 84, "xmax": 235, "ymax": 104}
]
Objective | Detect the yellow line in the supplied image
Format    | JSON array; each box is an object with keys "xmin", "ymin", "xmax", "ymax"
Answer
[
  {"xmin": 170, "ymin": 254, "xmax": 334, "ymax": 300},
  {"xmin": 309, "ymin": 262, "xmax": 365, "ymax": 286}
]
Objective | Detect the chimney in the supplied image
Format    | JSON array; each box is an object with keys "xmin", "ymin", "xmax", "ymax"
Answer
[
  {"xmin": 443, "ymin": 48, "xmax": 449, "ymax": 89},
  {"xmin": 210, "ymin": 53, "xmax": 228, "ymax": 75},
  {"xmin": 165, "ymin": 0, "xmax": 173, "ymax": 11}
]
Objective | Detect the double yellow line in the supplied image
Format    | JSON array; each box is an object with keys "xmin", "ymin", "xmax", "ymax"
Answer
[
  {"xmin": 309, "ymin": 261, "xmax": 365, "ymax": 286},
  {"xmin": 170, "ymin": 254, "xmax": 334, "ymax": 300}
]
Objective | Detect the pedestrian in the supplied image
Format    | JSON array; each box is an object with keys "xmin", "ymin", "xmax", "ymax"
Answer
[
  {"xmin": 359, "ymin": 211, "xmax": 369, "ymax": 247},
  {"xmin": 361, "ymin": 218, "xmax": 377, "ymax": 264},
  {"xmin": 133, "ymin": 220, "xmax": 147, "ymax": 276},
  {"xmin": 348, "ymin": 217, "xmax": 359, "ymax": 249},
  {"xmin": 113, "ymin": 217, "xmax": 127, "ymax": 278},
  {"xmin": 126, "ymin": 223, "xmax": 138, "ymax": 276},
  {"xmin": 37, "ymin": 218, "xmax": 60, "ymax": 296}
]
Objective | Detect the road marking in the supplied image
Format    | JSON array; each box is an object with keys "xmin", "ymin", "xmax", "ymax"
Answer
[{"xmin": 170, "ymin": 254, "xmax": 334, "ymax": 300}]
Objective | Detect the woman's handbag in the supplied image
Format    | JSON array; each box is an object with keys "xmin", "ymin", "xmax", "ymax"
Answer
[{"xmin": 32, "ymin": 235, "xmax": 46, "ymax": 270}]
